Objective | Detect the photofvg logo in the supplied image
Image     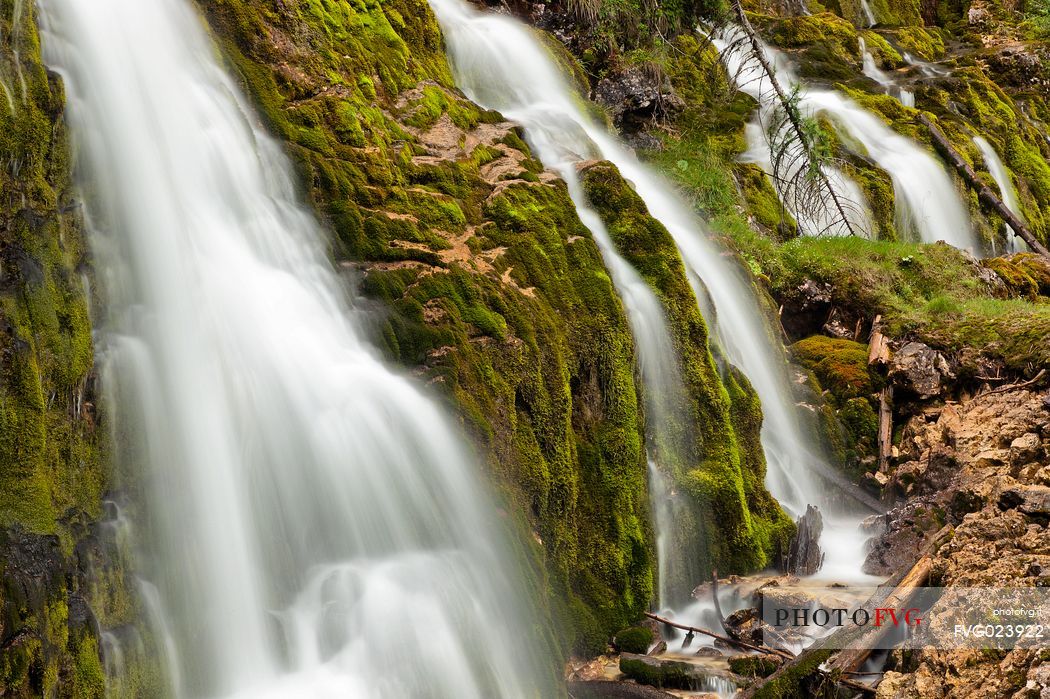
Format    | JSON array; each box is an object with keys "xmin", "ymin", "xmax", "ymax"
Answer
[
  {"xmin": 758, "ymin": 586, "xmax": 1050, "ymax": 650},
  {"xmin": 771, "ymin": 605, "xmax": 924, "ymax": 630}
]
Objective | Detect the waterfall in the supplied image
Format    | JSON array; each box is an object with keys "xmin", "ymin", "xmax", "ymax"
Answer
[
  {"xmin": 902, "ymin": 51, "xmax": 948, "ymax": 77},
  {"xmin": 974, "ymin": 136, "xmax": 1027, "ymax": 253},
  {"xmin": 720, "ymin": 27, "xmax": 874, "ymax": 238},
  {"xmin": 859, "ymin": 37, "xmax": 915, "ymax": 108},
  {"xmin": 715, "ymin": 27, "xmax": 978, "ymax": 252},
  {"xmin": 431, "ymin": 0, "xmax": 881, "ymax": 604},
  {"xmin": 424, "ymin": 0, "xmax": 697, "ymax": 607},
  {"xmin": 39, "ymin": 0, "xmax": 544, "ymax": 696},
  {"xmin": 859, "ymin": 0, "xmax": 878, "ymax": 26}
]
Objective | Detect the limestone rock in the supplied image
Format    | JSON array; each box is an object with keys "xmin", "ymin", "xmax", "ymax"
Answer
[
  {"xmin": 889, "ymin": 342, "xmax": 955, "ymax": 398},
  {"xmin": 1011, "ymin": 432, "xmax": 1043, "ymax": 463}
]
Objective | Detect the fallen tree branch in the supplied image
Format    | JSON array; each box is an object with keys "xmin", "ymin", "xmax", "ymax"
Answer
[
  {"xmin": 918, "ymin": 114, "xmax": 1050, "ymax": 257},
  {"xmin": 979, "ymin": 369, "xmax": 1046, "ymax": 398},
  {"xmin": 728, "ymin": 0, "xmax": 864, "ymax": 238},
  {"xmin": 644, "ymin": 612, "xmax": 794, "ymax": 660},
  {"xmin": 739, "ymin": 525, "xmax": 953, "ymax": 698},
  {"xmin": 710, "ymin": 571, "xmax": 740, "ymax": 640}
]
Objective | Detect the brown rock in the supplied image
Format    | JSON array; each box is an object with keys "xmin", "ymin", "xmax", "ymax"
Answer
[
  {"xmin": 889, "ymin": 342, "xmax": 955, "ymax": 398},
  {"xmin": 999, "ymin": 485, "xmax": 1050, "ymax": 516},
  {"xmin": 1011, "ymin": 432, "xmax": 1043, "ymax": 464}
]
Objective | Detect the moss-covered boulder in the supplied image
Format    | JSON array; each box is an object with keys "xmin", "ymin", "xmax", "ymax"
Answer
[
  {"xmin": 793, "ymin": 336, "xmax": 877, "ymax": 398},
  {"xmin": 613, "ymin": 626, "xmax": 655, "ymax": 653}
]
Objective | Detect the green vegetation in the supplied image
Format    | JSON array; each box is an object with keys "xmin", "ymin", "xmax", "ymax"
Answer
[
  {"xmin": 198, "ymin": 0, "xmax": 665, "ymax": 663},
  {"xmin": 0, "ymin": 0, "xmax": 124, "ymax": 693},
  {"xmin": 582, "ymin": 161, "xmax": 794, "ymax": 579},
  {"xmin": 613, "ymin": 626, "xmax": 655, "ymax": 653},
  {"xmin": 793, "ymin": 336, "xmax": 876, "ymax": 398},
  {"xmin": 729, "ymin": 653, "xmax": 782, "ymax": 677}
]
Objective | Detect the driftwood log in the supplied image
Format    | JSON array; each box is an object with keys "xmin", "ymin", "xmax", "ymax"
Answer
[
  {"xmin": 918, "ymin": 114, "xmax": 1050, "ymax": 257},
  {"xmin": 868, "ymin": 316, "xmax": 894, "ymax": 474}
]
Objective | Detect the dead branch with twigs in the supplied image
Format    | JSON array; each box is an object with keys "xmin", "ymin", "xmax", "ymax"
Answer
[{"xmin": 709, "ymin": 1, "xmax": 870, "ymax": 239}]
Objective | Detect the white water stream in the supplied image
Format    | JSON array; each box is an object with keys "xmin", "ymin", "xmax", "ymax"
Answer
[
  {"xmin": 859, "ymin": 0, "xmax": 878, "ymax": 26},
  {"xmin": 427, "ymin": 0, "xmax": 698, "ymax": 609},
  {"xmin": 859, "ymin": 37, "xmax": 915, "ymax": 107},
  {"xmin": 715, "ymin": 27, "xmax": 979, "ymax": 252},
  {"xmin": 431, "ymin": 0, "xmax": 882, "ymax": 625},
  {"xmin": 40, "ymin": 0, "xmax": 544, "ymax": 696},
  {"xmin": 974, "ymin": 135, "xmax": 1027, "ymax": 253}
]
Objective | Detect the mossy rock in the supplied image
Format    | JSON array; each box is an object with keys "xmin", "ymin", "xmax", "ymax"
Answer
[
  {"xmin": 728, "ymin": 653, "xmax": 783, "ymax": 677},
  {"xmin": 984, "ymin": 256, "xmax": 1042, "ymax": 299},
  {"xmin": 792, "ymin": 336, "xmax": 877, "ymax": 398},
  {"xmin": 614, "ymin": 626, "xmax": 655, "ymax": 654},
  {"xmin": 581, "ymin": 161, "xmax": 794, "ymax": 580}
]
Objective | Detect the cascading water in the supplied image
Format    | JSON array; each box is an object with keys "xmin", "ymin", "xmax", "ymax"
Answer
[
  {"xmin": 974, "ymin": 136, "xmax": 1027, "ymax": 253},
  {"xmin": 715, "ymin": 27, "xmax": 979, "ymax": 252},
  {"xmin": 431, "ymin": 0, "xmax": 883, "ymax": 616},
  {"xmin": 903, "ymin": 51, "xmax": 948, "ymax": 77},
  {"xmin": 859, "ymin": 0, "xmax": 878, "ymax": 26},
  {"xmin": 722, "ymin": 27, "xmax": 873, "ymax": 238},
  {"xmin": 425, "ymin": 0, "xmax": 698, "ymax": 608},
  {"xmin": 40, "ymin": 0, "xmax": 545, "ymax": 696},
  {"xmin": 858, "ymin": 37, "xmax": 915, "ymax": 108}
]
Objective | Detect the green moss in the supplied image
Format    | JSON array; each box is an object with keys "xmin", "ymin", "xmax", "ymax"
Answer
[
  {"xmin": 614, "ymin": 626, "xmax": 655, "ymax": 653},
  {"xmin": 581, "ymin": 161, "xmax": 793, "ymax": 579},
  {"xmin": 729, "ymin": 653, "xmax": 782, "ymax": 677},
  {"xmin": 753, "ymin": 13, "xmax": 861, "ymax": 82},
  {"xmin": 792, "ymin": 336, "xmax": 876, "ymax": 398},
  {"xmin": 888, "ymin": 27, "xmax": 946, "ymax": 59},
  {"xmin": 750, "ymin": 648, "xmax": 834, "ymax": 698},
  {"xmin": 620, "ymin": 655, "xmax": 698, "ymax": 690},
  {"xmin": 68, "ymin": 636, "xmax": 105, "ymax": 699}
]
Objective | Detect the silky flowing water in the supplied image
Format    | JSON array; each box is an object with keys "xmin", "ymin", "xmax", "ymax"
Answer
[
  {"xmin": 859, "ymin": 37, "xmax": 915, "ymax": 107},
  {"xmin": 431, "ymin": 0, "xmax": 882, "ymax": 629},
  {"xmin": 39, "ymin": 0, "xmax": 545, "ymax": 696},
  {"xmin": 974, "ymin": 135, "xmax": 1027, "ymax": 253},
  {"xmin": 714, "ymin": 26, "xmax": 979, "ymax": 252}
]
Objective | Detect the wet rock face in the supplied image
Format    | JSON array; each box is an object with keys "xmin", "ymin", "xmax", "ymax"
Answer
[
  {"xmin": 593, "ymin": 65, "xmax": 685, "ymax": 132},
  {"xmin": 779, "ymin": 280, "xmax": 832, "ymax": 339},
  {"xmin": 888, "ymin": 342, "xmax": 955, "ymax": 399},
  {"xmin": 783, "ymin": 505, "xmax": 824, "ymax": 575}
]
